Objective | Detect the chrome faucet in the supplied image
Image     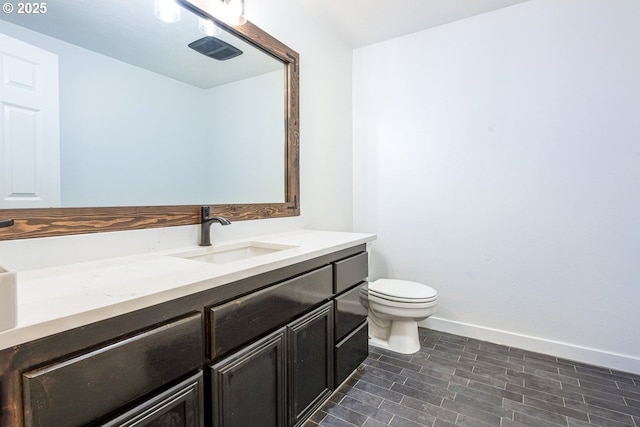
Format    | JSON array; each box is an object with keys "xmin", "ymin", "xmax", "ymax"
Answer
[{"xmin": 199, "ymin": 206, "xmax": 231, "ymax": 246}]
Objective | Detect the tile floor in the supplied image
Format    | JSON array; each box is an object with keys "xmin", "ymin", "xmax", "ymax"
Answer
[{"xmin": 303, "ymin": 329, "xmax": 640, "ymax": 427}]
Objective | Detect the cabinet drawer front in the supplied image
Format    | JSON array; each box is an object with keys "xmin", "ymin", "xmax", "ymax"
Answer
[
  {"xmin": 101, "ymin": 371, "xmax": 204, "ymax": 427},
  {"xmin": 333, "ymin": 252, "xmax": 368, "ymax": 294},
  {"xmin": 23, "ymin": 313, "xmax": 203, "ymax": 427},
  {"xmin": 334, "ymin": 283, "xmax": 368, "ymax": 342},
  {"xmin": 335, "ymin": 321, "xmax": 368, "ymax": 386},
  {"xmin": 209, "ymin": 265, "xmax": 332, "ymax": 359}
]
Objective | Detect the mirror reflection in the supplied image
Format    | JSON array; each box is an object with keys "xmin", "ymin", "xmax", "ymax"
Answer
[{"xmin": 0, "ymin": 0, "xmax": 286, "ymax": 209}]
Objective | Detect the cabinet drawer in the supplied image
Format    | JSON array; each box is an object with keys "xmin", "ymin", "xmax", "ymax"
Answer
[
  {"xmin": 335, "ymin": 321, "xmax": 368, "ymax": 386},
  {"xmin": 209, "ymin": 265, "xmax": 332, "ymax": 359},
  {"xmin": 22, "ymin": 312, "xmax": 203, "ymax": 427},
  {"xmin": 101, "ymin": 371, "xmax": 204, "ymax": 427},
  {"xmin": 334, "ymin": 283, "xmax": 368, "ymax": 342},
  {"xmin": 333, "ymin": 252, "xmax": 368, "ymax": 294}
]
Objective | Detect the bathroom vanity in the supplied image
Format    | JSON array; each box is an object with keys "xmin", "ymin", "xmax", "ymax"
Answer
[{"xmin": 0, "ymin": 230, "xmax": 374, "ymax": 427}]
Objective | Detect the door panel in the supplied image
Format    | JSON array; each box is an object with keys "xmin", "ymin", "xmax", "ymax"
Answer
[
  {"xmin": 210, "ymin": 329, "xmax": 286, "ymax": 427},
  {"xmin": 288, "ymin": 303, "xmax": 333, "ymax": 426},
  {"xmin": 0, "ymin": 32, "xmax": 60, "ymax": 207}
]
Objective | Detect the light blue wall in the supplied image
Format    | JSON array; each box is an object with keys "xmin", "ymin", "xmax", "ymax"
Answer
[
  {"xmin": 0, "ymin": 19, "xmax": 287, "ymax": 206},
  {"xmin": 205, "ymin": 70, "xmax": 285, "ymax": 203}
]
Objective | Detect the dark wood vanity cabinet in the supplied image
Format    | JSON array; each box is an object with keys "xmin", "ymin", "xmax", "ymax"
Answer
[
  {"xmin": 210, "ymin": 303, "xmax": 334, "ymax": 427},
  {"xmin": 207, "ymin": 250, "xmax": 369, "ymax": 427},
  {"xmin": 0, "ymin": 244, "xmax": 369, "ymax": 427},
  {"xmin": 207, "ymin": 264, "xmax": 335, "ymax": 427}
]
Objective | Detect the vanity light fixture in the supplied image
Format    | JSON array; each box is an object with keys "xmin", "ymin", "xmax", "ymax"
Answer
[
  {"xmin": 210, "ymin": 0, "xmax": 247, "ymax": 26},
  {"xmin": 154, "ymin": 0, "xmax": 182, "ymax": 23}
]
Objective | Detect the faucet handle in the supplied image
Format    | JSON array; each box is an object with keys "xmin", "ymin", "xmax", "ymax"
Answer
[
  {"xmin": 0, "ymin": 219, "xmax": 14, "ymax": 228},
  {"xmin": 200, "ymin": 206, "xmax": 210, "ymax": 220}
]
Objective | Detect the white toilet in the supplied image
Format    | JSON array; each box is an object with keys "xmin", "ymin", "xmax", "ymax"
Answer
[{"xmin": 360, "ymin": 279, "xmax": 438, "ymax": 354}]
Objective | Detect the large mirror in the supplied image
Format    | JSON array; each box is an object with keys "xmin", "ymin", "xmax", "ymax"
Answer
[{"xmin": 0, "ymin": 0, "xmax": 299, "ymax": 240}]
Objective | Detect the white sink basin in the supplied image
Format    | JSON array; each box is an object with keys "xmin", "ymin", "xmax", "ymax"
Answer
[
  {"xmin": 0, "ymin": 265, "xmax": 17, "ymax": 332},
  {"xmin": 171, "ymin": 241, "xmax": 298, "ymax": 264}
]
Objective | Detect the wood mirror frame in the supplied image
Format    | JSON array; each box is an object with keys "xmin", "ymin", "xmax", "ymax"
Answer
[{"xmin": 0, "ymin": 0, "xmax": 299, "ymax": 241}]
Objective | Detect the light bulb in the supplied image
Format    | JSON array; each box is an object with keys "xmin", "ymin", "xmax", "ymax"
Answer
[
  {"xmin": 198, "ymin": 17, "xmax": 221, "ymax": 36},
  {"xmin": 154, "ymin": 0, "xmax": 181, "ymax": 23},
  {"xmin": 211, "ymin": 0, "xmax": 246, "ymax": 25},
  {"xmin": 226, "ymin": 0, "xmax": 246, "ymax": 25}
]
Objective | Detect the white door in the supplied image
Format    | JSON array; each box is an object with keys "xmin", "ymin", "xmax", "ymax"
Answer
[{"xmin": 0, "ymin": 32, "xmax": 60, "ymax": 208}]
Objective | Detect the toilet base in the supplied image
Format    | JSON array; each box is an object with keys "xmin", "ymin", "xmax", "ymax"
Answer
[{"xmin": 368, "ymin": 318, "xmax": 421, "ymax": 354}]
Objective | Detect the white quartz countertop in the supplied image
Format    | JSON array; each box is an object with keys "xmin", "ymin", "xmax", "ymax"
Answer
[{"xmin": 0, "ymin": 230, "xmax": 375, "ymax": 350}]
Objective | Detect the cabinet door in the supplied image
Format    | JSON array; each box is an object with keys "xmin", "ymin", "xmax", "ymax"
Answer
[
  {"xmin": 288, "ymin": 303, "xmax": 334, "ymax": 427},
  {"xmin": 210, "ymin": 329, "xmax": 286, "ymax": 427},
  {"xmin": 100, "ymin": 372, "xmax": 203, "ymax": 427}
]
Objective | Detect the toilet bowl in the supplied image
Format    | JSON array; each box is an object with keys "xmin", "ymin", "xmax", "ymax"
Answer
[{"xmin": 360, "ymin": 279, "xmax": 437, "ymax": 354}]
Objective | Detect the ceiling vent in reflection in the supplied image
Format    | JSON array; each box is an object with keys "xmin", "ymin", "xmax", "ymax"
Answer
[{"xmin": 188, "ymin": 36, "xmax": 243, "ymax": 61}]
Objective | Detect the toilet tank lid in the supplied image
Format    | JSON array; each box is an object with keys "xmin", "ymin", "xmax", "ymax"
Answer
[{"xmin": 369, "ymin": 279, "xmax": 437, "ymax": 300}]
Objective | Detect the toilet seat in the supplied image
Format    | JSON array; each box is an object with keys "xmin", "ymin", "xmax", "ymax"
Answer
[{"xmin": 368, "ymin": 279, "xmax": 437, "ymax": 303}]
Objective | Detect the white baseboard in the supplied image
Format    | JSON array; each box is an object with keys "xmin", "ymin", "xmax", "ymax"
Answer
[{"xmin": 419, "ymin": 317, "xmax": 640, "ymax": 375}]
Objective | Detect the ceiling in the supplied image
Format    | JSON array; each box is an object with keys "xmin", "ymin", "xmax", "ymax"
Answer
[
  {"xmin": 298, "ymin": 0, "xmax": 531, "ymax": 48},
  {"xmin": 0, "ymin": 0, "xmax": 282, "ymax": 88},
  {"xmin": 0, "ymin": 0, "xmax": 532, "ymax": 86}
]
